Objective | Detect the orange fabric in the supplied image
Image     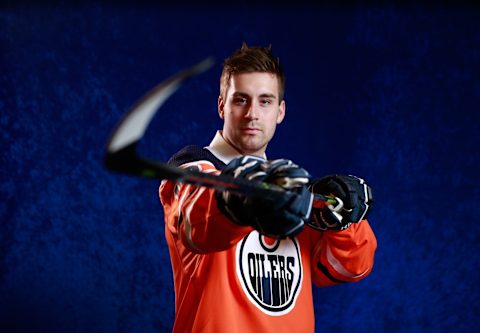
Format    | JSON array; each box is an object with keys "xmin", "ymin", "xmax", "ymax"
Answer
[
  {"xmin": 159, "ymin": 160, "xmax": 377, "ymax": 333},
  {"xmin": 311, "ymin": 222, "xmax": 377, "ymax": 287}
]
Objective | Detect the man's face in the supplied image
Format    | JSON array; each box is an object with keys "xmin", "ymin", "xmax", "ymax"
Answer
[{"xmin": 218, "ymin": 72, "xmax": 285, "ymax": 156}]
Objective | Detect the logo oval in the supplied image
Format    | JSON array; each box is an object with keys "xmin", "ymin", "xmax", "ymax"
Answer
[{"xmin": 236, "ymin": 231, "xmax": 303, "ymax": 316}]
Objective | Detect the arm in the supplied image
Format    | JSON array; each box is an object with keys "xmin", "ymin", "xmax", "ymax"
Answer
[
  {"xmin": 159, "ymin": 160, "xmax": 253, "ymax": 254},
  {"xmin": 311, "ymin": 220, "xmax": 377, "ymax": 286},
  {"xmin": 160, "ymin": 155, "xmax": 313, "ymax": 252},
  {"xmin": 308, "ymin": 174, "xmax": 377, "ymax": 286}
]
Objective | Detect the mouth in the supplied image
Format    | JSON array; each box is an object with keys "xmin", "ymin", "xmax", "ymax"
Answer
[{"xmin": 241, "ymin": 127, "xmax": 261, "ymax": 135}]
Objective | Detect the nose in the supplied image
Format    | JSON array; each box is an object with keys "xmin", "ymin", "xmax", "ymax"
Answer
[{"xmin": 245, "ymin": 102, "xmax": 259, "ymax": 120}]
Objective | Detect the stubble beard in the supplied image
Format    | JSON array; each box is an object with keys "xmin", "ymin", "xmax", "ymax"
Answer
[{"xmin": 236, "ymin": 129, "xmax": 270, "ymax": 156}]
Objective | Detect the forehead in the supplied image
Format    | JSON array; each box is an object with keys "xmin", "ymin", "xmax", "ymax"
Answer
[{"xmin": 227, "ymin": 72, "xmax": 280, "ymax": 97}]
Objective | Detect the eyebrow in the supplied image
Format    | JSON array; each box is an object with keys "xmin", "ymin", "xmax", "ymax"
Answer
[
  {"xmin": 259, "ymin": 93, "xmax": 277, "ymax": 99},
  {"xmin": 232, "ymin": 92, "xmax": 277, "ymax": 100}
]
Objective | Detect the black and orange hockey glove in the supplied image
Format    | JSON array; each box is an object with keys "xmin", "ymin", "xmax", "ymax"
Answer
[
  {"xmin": 216, "ymin": 157, "xmax": 313, "ymax": 238},
  {"xmin": 308, "ymin": 175, "xmax": 374, "ymax": 231}
]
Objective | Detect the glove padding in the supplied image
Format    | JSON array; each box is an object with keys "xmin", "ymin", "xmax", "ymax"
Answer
[
  {"xmin": 308, "ymin": 175, "xmax": 374, "ymax": 231},
  {"xmin": 216, "ymin": 157, "xmax": 313, "ymax": 238}
]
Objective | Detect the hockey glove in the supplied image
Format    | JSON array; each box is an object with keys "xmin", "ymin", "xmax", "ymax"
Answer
[
  {"xmin": 216, "ymin": 155, "xmax": 266, "ymax": 227},
  {"xmin": 216, "ymin": 157, "xmax": 313, "ymax": 238},
  {"xmin": 308, "ymin": 175, "xmax": 374, "ymax": 231}
]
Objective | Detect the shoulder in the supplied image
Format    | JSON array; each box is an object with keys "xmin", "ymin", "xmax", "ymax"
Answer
[{"xmin": 168, "ymin": 145, "xmax": 226, "ymax": 170}]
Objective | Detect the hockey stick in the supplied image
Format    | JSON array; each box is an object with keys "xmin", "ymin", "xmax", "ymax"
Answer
[{"xmin": 104, "ymin": 58, "xmax": 335, "ymax": 205}]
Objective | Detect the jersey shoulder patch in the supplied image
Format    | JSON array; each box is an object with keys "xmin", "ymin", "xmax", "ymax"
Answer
[{"xmin": 168, "ymin": 145, "xmax": 226, "ymax": 170}]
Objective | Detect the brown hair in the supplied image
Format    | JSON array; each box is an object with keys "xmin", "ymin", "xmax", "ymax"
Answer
[{"xmin": 220, "ymin": 43, "xmax": 285, "ymax": 103}]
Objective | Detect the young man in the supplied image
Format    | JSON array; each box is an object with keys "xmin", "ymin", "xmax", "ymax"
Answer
[{"xmin": 159, "ymin": 44, "xmax": 377, "ymax": 332}]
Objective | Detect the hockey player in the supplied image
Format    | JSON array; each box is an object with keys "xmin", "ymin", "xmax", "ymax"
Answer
[{"xmin": 159, "ymin": 44, "xmax": 377, "ymax": 332}]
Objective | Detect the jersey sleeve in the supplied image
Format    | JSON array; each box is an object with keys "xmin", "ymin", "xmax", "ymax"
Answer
[
  {"xmin": 159, "ymin": 160, "xmax": 253, "ymax": 254},
  {"xmin": 309, "ymin": 219, "xmax": 377, "ymax": 287}
]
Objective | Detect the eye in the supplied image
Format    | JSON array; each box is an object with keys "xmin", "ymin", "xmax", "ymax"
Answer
[
  {"xmin": 233, "ymin": 97, "xmax": 247, "ymax": 105},
  {"xmin": 260, "ymin": 99, "xmax": 272, "ymax": 106}
]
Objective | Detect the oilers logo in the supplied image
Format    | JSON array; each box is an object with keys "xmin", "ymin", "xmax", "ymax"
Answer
[{"xmin": 236, "ymin": 231, "xmax": 303, "ymax": 316}]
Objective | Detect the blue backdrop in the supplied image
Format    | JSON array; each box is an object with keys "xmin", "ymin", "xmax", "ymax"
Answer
[{"xmin": 1, "ymin": 3, "xmax": 479, "ymax": 332}]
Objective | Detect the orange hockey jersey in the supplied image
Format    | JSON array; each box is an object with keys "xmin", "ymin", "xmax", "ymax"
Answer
[{"xmin": 159, "ymin": 132, "xmax": 377, "ymax": 333}]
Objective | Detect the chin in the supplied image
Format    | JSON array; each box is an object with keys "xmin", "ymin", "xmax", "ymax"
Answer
[
  {"xmin": 238, "ymin": 137, "xmax": 267, "ymax": 154},
  {"xmin": 241, "ymin": 145, "xmax": 265, "ymax": 156}
]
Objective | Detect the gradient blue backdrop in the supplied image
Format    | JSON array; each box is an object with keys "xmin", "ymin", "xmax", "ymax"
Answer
[{"xmin": 1, "ymin": 3, "xmax": 479, "ymax": 332}]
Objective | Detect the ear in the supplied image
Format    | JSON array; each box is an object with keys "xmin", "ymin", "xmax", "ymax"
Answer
[
  {"xmin": 218, "ymin": 96, "xmax": 225, "ymax": 119},
  {"xmin": 276, "ymin": 100, "xmax": 286, "ymax": 124}
]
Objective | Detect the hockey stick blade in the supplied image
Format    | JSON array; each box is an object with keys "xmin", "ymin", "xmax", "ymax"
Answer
[
  {"xmin": 104, "ymin": 57, "xmax": 334, "ymax": 204},
  {"xmin": 106, "ymin": 57, "xmax": 215, "ymax": 154}
]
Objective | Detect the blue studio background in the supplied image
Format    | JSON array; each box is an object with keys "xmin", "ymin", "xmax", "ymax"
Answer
[{"xmin": 1, "ymin": 3, "xmax": 479, "ymax": 333}]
